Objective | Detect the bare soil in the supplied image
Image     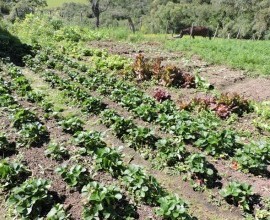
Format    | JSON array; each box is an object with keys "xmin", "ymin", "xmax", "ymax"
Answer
[{"xmin": 88, "ymin": 40, "xmax": 270, "ymax": 102}]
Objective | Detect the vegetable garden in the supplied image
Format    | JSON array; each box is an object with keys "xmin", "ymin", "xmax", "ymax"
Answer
[{"xmin": 1, "ymin": 14, "xmax": 270, "ymax": 220}]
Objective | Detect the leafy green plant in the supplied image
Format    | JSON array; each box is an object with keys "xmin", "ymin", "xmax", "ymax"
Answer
[
  {"xmin": 194, "ymin": 129, "xmax": 238, "ymax": 157},
  {"xmin": 100, "ymin": 109, "xmax": 120, "ymax": 127},
  {"xmin": 73, "ymin": 131, "xmax": 106, "ymax": 155},
  {"xmin": 18, "ymin": 122, "xmax": 48, "ymax": 147},
  {"xmin": 0, "ymin": 160, "xmax": 31, "ymax": 190},
  {"xmin": 47, "ymin": 203, "xmax": 70, "ymax": 220},
  {"xmin": 253, "ymin": 101, "xmax": 270, "ymax": 132},
  {"xmin": 252, "ymin": 198, "xmax": 270, "ymax": 220},
  {"xmin": 156, "ymin": 99, "xmax": 177, "ymax": 115},
  {"xmin": 45, "ymin": 142, "xmax": 69, "ymax": 161},
  {"xmin": 11, "ymin": 108, "xmax": 38, "ymax": 129},
  {"xmin": 94, "ymin": 147, "xmax": 124, "ymax": 177},
  {"xmin": 55, "ymin": 164, "xmax": 90, "ymax": 189},
  {"xmin": 185, "ymin": 153, "xmax": 214, "ymax": 189},
  {"xmin": 220, "ymin": 181, "xmax": 253, "ymax": 211},
  {"xmin": 8, "ymin": 178, "xmax": 52, "ymax": 218},
  {"xmin": 194, "ymin": 72, "xmax": 213, "ymax": 90},
  {"xmin": 122, "ymin": 165, "xmax": 163, "ymax": 205},
  {"xmin": 26, "ymin": 91, "xmax": 44, "ymax": 103},
  {"xmin": 154, "ymin": 138, "xmax": 187, "ymax": 169},
  {"xmin": 233, "ymin": 140, "xmax": 270, "ymax": 174},
  {"xmin": 0, "ymin": 93, "xmax": 16, "ymax": 107},
  {"xmin": 111, "ymin": 117, "xmax": 135, "ymax": 139},
  {"xmin": 82, "ymin": 97, "xmax": 106, "ymax": 114},
  {"xmin": 120, "ymin": 93, "xmax": 144, "ymax": 110},
  {"xmin": 41, "ymin": 100, "xmax": 54, "ymax": 113},
  {"xmin": 132, "ymin": 104, "xmax": 158, "ymax": 122},
  {"xmin": 125, "ymin": 127, "xmax": 158, "ymax": 150},
  {"xmin": 82, "ymin": 181, "xmax": 123, "ymax": 219},
  {"xmin": 156, "ymin": 194, "xmax": 191, "ymax": 220},
  {"xmin": 59, "ymin": 116, "xmax": 84, "ymax": 133}
]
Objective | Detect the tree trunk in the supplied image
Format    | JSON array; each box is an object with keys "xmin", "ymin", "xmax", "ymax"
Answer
[
  {"xmin": 213, "ymin": 25, "xmax": 219, "ymax": 38},
  {"xmin": 127, "ymin": 17, "xmax": 135, "ymax": 33},
  {"xmin": 92, "ymin": 0, "xmax": 100, "ymax": 28},
  {"xmin": 112, "ymin": 14, "xmax": 135, "ymax": 33}
]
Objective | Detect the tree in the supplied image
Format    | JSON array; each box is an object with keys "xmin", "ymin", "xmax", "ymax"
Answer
[
  {"xmin": 6, "ymin": 0, "xmax": 47, "ymax": 21},
  {"xmin": 90, "ymin": 0, "xmax": 110, "ymax": 28}
]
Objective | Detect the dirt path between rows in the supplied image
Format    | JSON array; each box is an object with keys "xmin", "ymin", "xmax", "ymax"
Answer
[{"xmin": 88, "ymin": 40, "xmax": 270, "ymax": 102}]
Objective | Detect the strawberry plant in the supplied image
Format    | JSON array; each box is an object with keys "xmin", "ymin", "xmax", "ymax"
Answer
[
  {"xmin": 194, "ymin": 129, "xmax": 238, "ymax": 157},
  {"xmin": 94, "ymin": 147, "xmax": 124, "ymax": 177},
  {"xmin": 121, "ymin": 165, "xmax": 163, "ymax": 205},
  {"xmin": 154, "ymin": 138, "xmax": 187, "ymax": 169},
  {"xmin": 100, "ymin": 109, "xmax": 120, "ymax": 127},
  {"xmin": 185, "ymin": 153, "xmax": 214, "ymax": 189},
  {"xmin": 45, "ymin": 142, "xmax": 69, "ymax": 161},
  {"xmin": 125, "ymin": 127, "xmax": 158, "ymax": 150},
  {"xmin": 251, "ymin": 198, "xmax": 270, "ymax": 220},
  {"xmin": 47, "ymin": 203, "xmax": 70, "ymax": 220},
  {"xmin": 26, "ymin": 91, "xmax": 44, "ymax": 103},
  {"xmin": 132, "ymin": 103, "xmax": 158, "ymax": 122},
  {"xmin": 8, "ymin": 178, "xmax": 52, "ymax": 218},
  {"xmin": 156, "ymin": 113, "xmax": 178, "ymax": 132},
  {"xmin": 111, "ymin": 117, "xmax": 135, "ymax": 139},
  {"xmin": 73, "ymin": 131, "xmax": 106, "ymax": 155},
  {"xmin": 0, "ymin": 160, "xmax": 30, "ymax": 190},
  {"xmin": 58, "ymin": 116, "xmax": 84, "ymax": 134},
  {"xmin": 0, "ymin": 93, "xmax": 16, "ymax": 107},
  {"xmin": 120, "ymin": 92, "xmax": 144, "ymax": 110},
  {"xmin": 220, "ymin": 181, "xmax": 253, "ymax": 211},
  {"xmin": 233, "ymin": 140, "xmax": 270, "ymax": 174},
  {"xmin": 82, "ymin": 97, "xmax": 106, "ymax": 115},
  {"xmin": 82, "ymin": 181, "xmax": 124, "ymax": 219},
  {"xmin": 18, "ymin": 122, "xmax": 48, "ymax": 147},
  {"xmin": 11, "ymin": 108, "xmax": 38, "ymax": 129},
  {"xmin": 156, "ymin": 194, "xmax": 191, "ymax": 220},
  {"xmin": 12, "ymin": 76, "xmax": 32, "ymax": 96},
  {"xmin": 56, "ymin": 164, "xmax": 90, "ymax": 189},
  {"xmin": 40, "ymin": 100, "xmax": 54, "ymax": 113}
]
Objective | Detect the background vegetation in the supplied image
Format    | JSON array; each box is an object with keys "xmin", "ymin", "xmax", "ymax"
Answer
[{"xmin": 1, "ymin": 0, "xmax": 270, "ymax": 39}]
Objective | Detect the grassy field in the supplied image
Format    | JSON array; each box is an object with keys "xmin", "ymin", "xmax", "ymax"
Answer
[
  {"xmin": 164, "ymin": 37, "xmax": 270, "ymax": 76},
  {"xmin": 46, "ymin": 0, "xmax": 88, "ymax": 8}
]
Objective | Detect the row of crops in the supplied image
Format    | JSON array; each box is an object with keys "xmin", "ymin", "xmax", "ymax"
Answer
[
  {"xmin": 1, "ymin": 16, "xmax": 270, "ymax": 219},
  {"xmin": 0, "ymin": 62, "xmax": 194, "ymax": 219}
]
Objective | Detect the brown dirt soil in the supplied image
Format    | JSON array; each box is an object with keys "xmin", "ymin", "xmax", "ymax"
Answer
[{"xmin": 88, "ymin": 40, "xmax": 270, "ymax": 102}]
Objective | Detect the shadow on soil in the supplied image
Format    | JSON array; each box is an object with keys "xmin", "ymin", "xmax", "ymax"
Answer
[{"xmin": 0, "ymin": 26, "xmax": 32, "ymax": 66}]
